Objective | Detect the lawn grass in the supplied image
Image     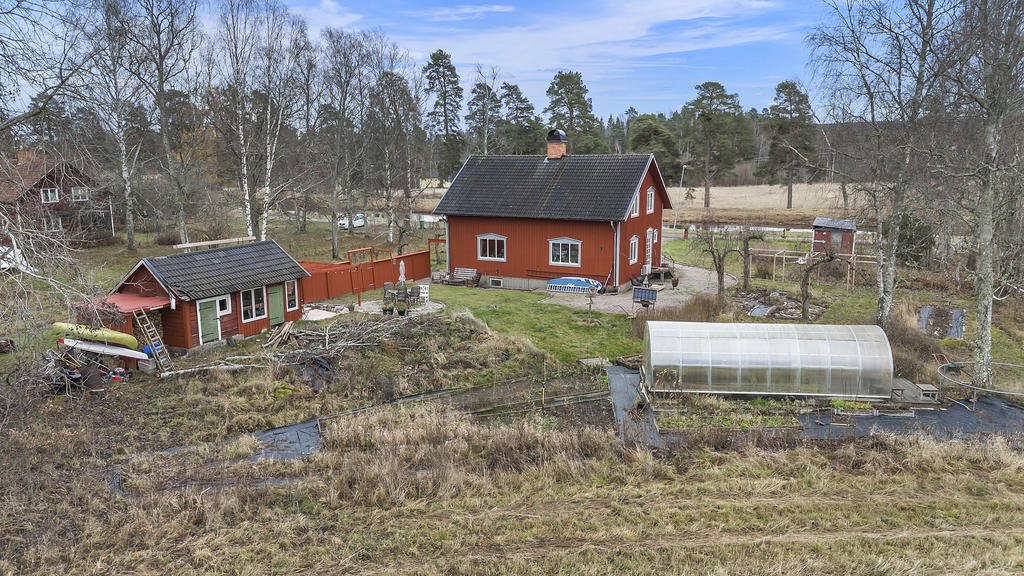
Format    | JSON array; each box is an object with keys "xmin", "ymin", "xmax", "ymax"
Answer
[{"xmin": 429, "ymin": 285, "xmax": 640, "ymax": 363}]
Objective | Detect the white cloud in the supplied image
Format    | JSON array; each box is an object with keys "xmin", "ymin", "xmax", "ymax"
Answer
[
  {"xmin": 294, "ymin": 0, "xmax": 362, "ymax": 34},
  {"xmin": 411, "ymin": 4, "xmax": 515, "ymax": 22}
]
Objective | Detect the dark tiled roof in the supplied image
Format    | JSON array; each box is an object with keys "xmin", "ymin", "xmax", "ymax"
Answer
[
  {"xmin": 812, "ymin": 217, "xmax": 857, "ymax": 231},
  {"xmin": 142, "ymin": 241, "xmax": 309, "ymax": 301},
  {"xmin": 433, "ymin": 154, "xmax": 655, "ymax": 221}
]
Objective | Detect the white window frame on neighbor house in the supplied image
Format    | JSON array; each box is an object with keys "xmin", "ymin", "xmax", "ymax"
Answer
[
  {"xmin": 629, "ymin": 235, "xmax": 639, "ymax": 264},
  {"xmin": 285, "ymin": 279, "xmax": 299, "ymax": 311},
  {"xmin": 241, "ymin": 286, "xmax": 268, "ymax": 323},
  {"xmin": 477, "ymin": 233, "xmax": 506, "ymax": 262},
  {"xmin": 197, "ymin": 295, "xmax": 231, "ymax": 344},
  {"xmin": 646, "ymin": 186, "xmax": 655, "ymax": 214},
  {"xmin": 631, "ymin": 193, "xmax": 640, "ymax": 218},
  {"xmin": 40, "ymin": 188, "xmax": 59, "ymax": 204},
  {"xmin": 71, "ymin": 186, "xmax": 90, "ymax": 201},
  {"xmin": 548, "ymin": 237, "xmax": 581, "ymax": 267}
]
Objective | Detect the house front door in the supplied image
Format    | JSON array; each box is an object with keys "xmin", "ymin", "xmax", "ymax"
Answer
[
  {"xmin": 198, "ymin": 300, "xmax": 219, "ymax": 344},
  {"xmin": 645, "ymin": 229, "xmax": 653, "ymax": 267},
  {"xmin": 267, "ymin": 284, "xmax": 285, "ymax": 326}
]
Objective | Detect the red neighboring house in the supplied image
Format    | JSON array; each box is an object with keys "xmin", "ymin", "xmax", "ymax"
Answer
[
  {"xmin": 434, "ymin": 130, "xmax": 671, "ymax": 290},
  {"xmin": 106, "ymin": 241, "xmax": 310, "ymax": 351},
  {"xmin": 811, "ymin": 217, "xmax": 857, "ymax": 255},
  {"xmin": 0, "ymin": 151, "xmax": 111, "ymax": 237}
]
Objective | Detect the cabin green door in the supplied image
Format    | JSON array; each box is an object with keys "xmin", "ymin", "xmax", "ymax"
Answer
[
  {"xmin": 198, "ymin": 300, "xmax": 219, "ymax": 344},
  {"xmin": 267, "ymin": 285, "xmax": 285, "ymax": 326}
]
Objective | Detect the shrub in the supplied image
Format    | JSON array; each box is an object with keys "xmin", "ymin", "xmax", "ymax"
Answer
[
  {"xmin": 630, "ymin": 293, "xmax": 730, "ymax": 338},
  {"xmin": 155, "ymin": 228, "xmax": 180, "ymax": 246},
  {"xmin": 885, "ymin": 317, "xmax": 941, "ymax": 383},
  {"xmin": 754, "ymin": 257, "xmax": 772, "ymax": 280}
]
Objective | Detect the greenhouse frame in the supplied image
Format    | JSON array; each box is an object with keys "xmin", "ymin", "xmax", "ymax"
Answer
[{"xmin": 642, "ymin": 321, "xmax": 894, "ymax": 399}]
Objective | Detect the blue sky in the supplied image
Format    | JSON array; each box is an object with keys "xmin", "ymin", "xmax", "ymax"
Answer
[{"xmin": 286, "ymin": 0, "xmax": 828, "ymax": 119}]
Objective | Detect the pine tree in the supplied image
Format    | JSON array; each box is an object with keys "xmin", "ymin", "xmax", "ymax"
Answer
[
  {"xmin": 465, "ymin": 81, "xmax": 501, "ymax": 154},
  {"xmin": 423, "ymin": 49, "xmax": 463, "ymax": 181},
  {"xmin": 682, "ymin": 82, "xmax": 755, "ymax": 208},
  {"xmin": 499, "ymin": 81, "xmax": 543, "ymax": 154},
  {"xmin": 756, "ymin": 81, "xmax": 816, "ymax": 209},
  {"xmin": 629, "ymin": 114, "xmax": 681, "ymax": 182},
  {"xmin": 543, "ymin": 70, "xmax": 606, "ymax": 153}
]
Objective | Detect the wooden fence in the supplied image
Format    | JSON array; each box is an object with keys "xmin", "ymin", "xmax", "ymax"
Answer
[{"xmin": 299, "ymin": 249, "xmax": 432, "ymax": 304}]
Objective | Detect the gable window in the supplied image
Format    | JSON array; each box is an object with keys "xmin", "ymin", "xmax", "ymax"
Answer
[
  {"xmin": 630, "ymin": 193, "xmax": 639, "ymax": 218},
  {"xmin": 629, "ymin": 236, "xmax": 639, "ymax": 264},
  {"xmin": 549, "ymin": 237, "xmax": 581, "ymax": 267},
  {"xmin": 40, "ymin": 188, "xmax": 59, "ymax": 204},
  {"xmin": 285, "ymin": 280, "xmax": 299, "ymax": 311},
  {"xmin": 71, "ymin": 187, "xmax": 89, "ymax": 201},
  {"xmin": 241, "ymin": 287, "xmax": 267, "ymax": 322},
  {"xmin": 477, "ymin": 233, "xmax": 506, "ymax": 261},
  {"xmin": 646, "ymin": 186, "xmax": 655, "ymax": 214}
]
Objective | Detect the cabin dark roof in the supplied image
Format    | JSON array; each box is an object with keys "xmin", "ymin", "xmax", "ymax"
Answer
[
  {"xmin": 433, "ymin": 154, "xmax": 663, "ymax": 221},
  {"xmin": 812, "ymin": 217, "xmax": 857, "ymax": 231},
  {"xmin": 140, "ymin": 240, "xmax": 309, "ymax": 301}
]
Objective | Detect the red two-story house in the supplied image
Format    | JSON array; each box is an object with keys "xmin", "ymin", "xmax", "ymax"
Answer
[
  {"xmin": 434, "ymin": 129, "xmax": 671, "ymax": 290},
  {"xmin": 0, "ymin": 151, "xmax": 110, "ymax": 237}
]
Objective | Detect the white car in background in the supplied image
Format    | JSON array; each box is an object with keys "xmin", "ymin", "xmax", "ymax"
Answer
[{"xmin": 338, "ymin": 213, "xmax": 365, "ymax": 229}]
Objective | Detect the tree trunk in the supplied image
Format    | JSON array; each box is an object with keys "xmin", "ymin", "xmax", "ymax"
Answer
[
  {"xmin": 840, "ymin": 177, "xmax": 849, "ymax": 212},
  {"xmin": 973, "ymin": 120, "xmax": 999, "ymax": 388},
  {"xmin": 116, "ymin": 130, "xmax": 135, "ymax": 251},
  {"xmin": 786, "ymin": 165, "xmax": 793, "ymax": 210},
  {"xmin": 238, "ymin": 120, "xmax": 253, "ymax": 237},
  {"xmin": 703, "ymin": 138, "xmax": 712, "ymax": 209}
]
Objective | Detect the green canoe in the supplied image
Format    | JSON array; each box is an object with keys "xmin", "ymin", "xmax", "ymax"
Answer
[{"xmin": 53, "ymin": 322, "xmax": 139, "ymax": 350}]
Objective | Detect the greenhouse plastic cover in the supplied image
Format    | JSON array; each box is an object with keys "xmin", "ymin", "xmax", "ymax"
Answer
[{"xmin": 643, "ymin": 322, "xmax": 893, "ymax": 399}]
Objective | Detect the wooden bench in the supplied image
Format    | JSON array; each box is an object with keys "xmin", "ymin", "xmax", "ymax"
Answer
[{"xmin": 443, "ymin": 267, "xmax": 481, "ymax": 287}]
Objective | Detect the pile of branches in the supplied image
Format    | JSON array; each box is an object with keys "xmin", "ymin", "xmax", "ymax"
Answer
[{"xmin": 288, "ymin": 315, "xmax": 430, "ymax": 358}]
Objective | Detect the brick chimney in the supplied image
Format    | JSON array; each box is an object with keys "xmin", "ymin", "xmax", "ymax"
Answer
[{"xmin": 546, "ymin": 129, "xmax": 567, "ymax": 159}]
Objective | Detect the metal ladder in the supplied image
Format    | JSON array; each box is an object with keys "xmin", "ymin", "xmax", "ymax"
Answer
[{"xmin": 132, "ymin": 309, "xmax": 173, "ymax": 373}]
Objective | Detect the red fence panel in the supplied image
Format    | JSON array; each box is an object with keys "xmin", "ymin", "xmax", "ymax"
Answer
[{"xmin": 298, "ymin": 251, "xmax": 431, "ymax": 304}]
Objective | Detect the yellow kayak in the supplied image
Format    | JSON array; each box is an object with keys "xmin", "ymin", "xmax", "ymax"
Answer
[{"xmin": 52, "ymin": 322, "xmax": 139, "ymax": 350}]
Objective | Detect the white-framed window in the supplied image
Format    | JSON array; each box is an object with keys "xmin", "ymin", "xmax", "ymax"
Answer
[
  {"xmin": 653, "ymin": 229, "xmax": 659, "ymax": 243},
  {"xmin": 40, "ymin": 188, "xmax": 59, "ymax": 204},
  {"xmin": 241, "ymin": 286, "xmax": 267, "ymax": 322},
  {"xmin": 477, "ymin": 233, "xmax": 506, "ymax": 261},
  {"xmin": 71, "ymin": 187, "xmax": 89, "ymax": 201},
  {"xmin": 285, "ymin": 280, "xmax": 299, "ymax": 311},
  {"xmin": 216, "ymin": 295, "xmax": 231, "ymax": 316},
  {"xmin": 629, "ymin": 235, "xmax": 639, "ymax": 264},
  {"xmin": 646, "ymin": 186, "xmax": 655, "ymax": 214},
  {"xmin": 548, "ymin": 237, "xmax": 581, "ymax": 267},
  {"xmin": 630, "ymin": 193, "xmax": 639, "ymax": 218}
]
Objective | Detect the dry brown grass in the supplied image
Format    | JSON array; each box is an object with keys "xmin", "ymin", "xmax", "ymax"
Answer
[
  {"xmin": 630, "ymin": 293, "xmax": 731, "ymax": 338},
  {"xmin": 5, "ymin": 402, "xmax": 1024, "ymax": 574},
  {"xmin": 887, "ymin": 301, "xmax": 943, "ymax": 383}
]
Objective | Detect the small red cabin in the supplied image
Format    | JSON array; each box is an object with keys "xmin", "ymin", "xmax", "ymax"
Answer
[
  {"xmin": 434, "ymin": 129, "xmax": 671, "ymax": 290},
  {"xmin": 812, "ymin": 217, "xmax": 857, "ymax": 255},
  {"xmin": 106, "ymin": 241, "xmax": 309, "ymax": 351}
]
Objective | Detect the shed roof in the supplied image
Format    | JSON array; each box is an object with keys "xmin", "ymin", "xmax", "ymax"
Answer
[
  {"xmin": 812, "ymin": 217, "xmax": 857, "ymax": 231},
  {"xmin": 433, "ymin": 154, "xmax": 670, "ymax": 221},
  {"xmin": 136, "ymin": 241, "xmax": 309, "ymax": 301}
]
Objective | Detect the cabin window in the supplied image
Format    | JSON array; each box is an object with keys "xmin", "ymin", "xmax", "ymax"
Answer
[
  {"xmin": 285, "ymin": 280, "xmax": 299, "ymax": 311},
  {"xmin": 71, "ymin": 187, "xmax": 89, "ymax": 201},
  {"xmin": 830, "ymin": 232, "xmax": 843, "ymax": 251},
  {"xmin": 549, "ymin": 237, "xmax": 581, "ymax": 267},
  {"xmin": 216, "ymin": 296, "xmax": 231, "ymax": 316},
  {"xmin": 631, "ymin": 194, "xmax": 639, "ymax": 218},
  {"xmin": 241, "ymin": 287, "xmax": 267, "ymax": 322},
  {"xmin": 629, "ymin": 236, "xmax": 639, "ymax": 264},
  {"xmin": 477, "ymin": 233, "xmax": 506, "ymax": 261},
  {"xmin": 646, "ymin": 186, "xmax": 655, "ymax": 213},
  {"xmin": 40, "ymin": 188, "xmax": 59, "ymax": 203}
]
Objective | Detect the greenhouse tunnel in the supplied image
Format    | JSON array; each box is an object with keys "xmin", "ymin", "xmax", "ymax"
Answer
[{"xmin": 642, "ymin": 322, "xmax": 894, "ymax": 399}]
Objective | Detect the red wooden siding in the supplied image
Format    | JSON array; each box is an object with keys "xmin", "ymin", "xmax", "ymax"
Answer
[
  {"xmin": 618, "ymin": 166, "xmax": 666, "ymax": 283},
  {"xmin": 299, "ymin": 250, "xmax": 432, "ymax": 301},
  {"xmin": 812, "ymin": 229, "xmax": 855, "ymax": 255},
  {"xmin": 446, "ymin": 216, "xmax": 614, "ymax": 282},
  {"xmin": 120, "ymin": 266, "xmax": 165, "ymax": 298},
  {"xmin": 161, "ymin": 304, "xmax": 194, "ymax": 349}
]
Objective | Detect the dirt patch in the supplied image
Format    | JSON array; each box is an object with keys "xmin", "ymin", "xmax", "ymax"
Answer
[{"xmin": 734, "ymin": 289, "xmax": 828, "ymax": 321}]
